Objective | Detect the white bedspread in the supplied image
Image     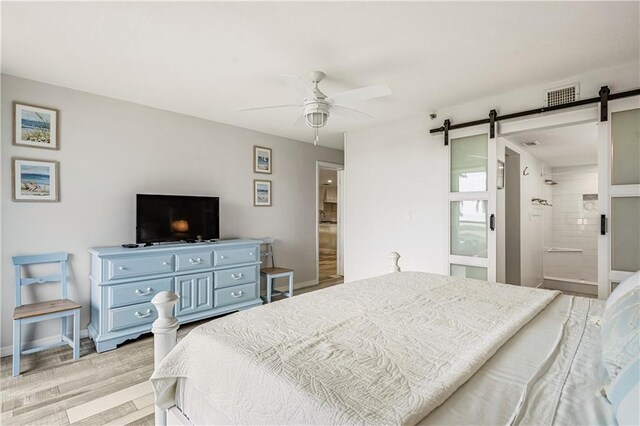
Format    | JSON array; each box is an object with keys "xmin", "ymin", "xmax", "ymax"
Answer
[{"xmin": 151, "ymin": 272, "xmax": 559, "ymax": 425}]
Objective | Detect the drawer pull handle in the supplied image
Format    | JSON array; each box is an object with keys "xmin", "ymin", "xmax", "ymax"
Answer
[
  {"xmin": 231, "ymin": 273, "xmax": 244, "ymax": 280},
  {"xmin": 134, "ymin": 309, "xmax": 152, "ymax": 318},
  {"xmin": 231, "ymin": 290, "xmax": 244, "ymax": 298},
  {"xmin": 118, "ymin": 266, "xmax": 127, "ymax": 271},
  {"xmin": 135, "ymin": 287, "xmax": 153, "ymax": 296},
  {"xmin": 220, "ymin": 255, "xmax": 226, "ymax": 259},
  {"xmin": 162, "ymin": 261, "xmax": 170, "ymax": 266},
  {"xmin": 189, "ymin": 258, "xmax": 202, "ymax": 264},
  {"xmin": 249, "ymin": 252, "xmax": 254, "ymax": 256}
]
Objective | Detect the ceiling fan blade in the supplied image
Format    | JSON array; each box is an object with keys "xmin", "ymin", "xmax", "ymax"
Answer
[
  {"xmin": 280, "ymin": 74, "xmax": 317, "ymax": 99},
  {"xmin": 238, "ymin": 104, "xmax": 301, "ymax": 112},
  {"xmin": 331, "ymin": 104, "xmax": 373, "ymax": 120},
  {"xmin": 327, "ymin": 84, "xmax": 392, "ymax": 105},
  {"xmin": 291, "ymin": 114, "xmax": 306, "ymax": 129}
]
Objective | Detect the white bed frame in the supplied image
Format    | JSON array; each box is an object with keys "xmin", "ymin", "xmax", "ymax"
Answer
[{"xmin": 150, "ymin": 252, "xmax": 401, "ymax": 425}]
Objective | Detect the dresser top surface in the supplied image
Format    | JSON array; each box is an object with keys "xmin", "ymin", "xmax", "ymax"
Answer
[{"xmin": 89, "ymin": 239, "xmax": 262, "ymax": 256}]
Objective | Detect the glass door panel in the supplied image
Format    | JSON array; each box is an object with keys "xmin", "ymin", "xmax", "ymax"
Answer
[
  {"xmin": 611, "ymin": 109, "xmax": 640, "ymax": 185},
  {"xmin": 450, "ymin": 200, "xmax": 488, "ymax": 257},
  {"xmin": 611, "ymin": 197, "xmax": 640, "ymax": 272},
  {"xmin": 451, "ymin": 134, "xmax": 488, "ymax": 192},
  {"xmin": 450, "ymin": 264, "xmax": 488, "ymax": 280}
]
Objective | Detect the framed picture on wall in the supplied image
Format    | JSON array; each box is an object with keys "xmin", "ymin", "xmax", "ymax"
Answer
[
  {"xmin": 254, "ymin": 179, "xmax": 272, "ymax": 207},
  {"xmin": 254, "ymin": 146, "xmax": 272, "ymax": 174},
  {"xmin": 12, "ymin": 158, "xmax": 60, "ymax": 202},
  {"xmin": 14, "ymin": 103, "xmax": 59, "ymax": 150}
]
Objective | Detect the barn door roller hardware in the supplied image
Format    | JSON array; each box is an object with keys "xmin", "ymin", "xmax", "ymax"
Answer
[{"xmin": 430, "ymin": 86, "xmax": 640, "ymax": 146}]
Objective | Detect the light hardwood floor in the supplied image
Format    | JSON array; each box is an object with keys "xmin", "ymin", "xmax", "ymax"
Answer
[
  {"xmin": 318, "ymin": 249, "xmax": 343, "ymax": 286},
  {"xmin": 0, "ymin": 281, "xmax": 342, "ymax": 425}
]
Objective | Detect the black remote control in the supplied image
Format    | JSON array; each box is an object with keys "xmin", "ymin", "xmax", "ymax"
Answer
[{"xmin": 122, "ymin": 243, "xmax": 139, "ymax": 248}]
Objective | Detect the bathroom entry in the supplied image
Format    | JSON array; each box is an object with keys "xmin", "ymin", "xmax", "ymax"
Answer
[
  {"xmin": 499, "ymin": 121, "xmax": 600, "ymax": 297},
  {"xmin": 317, "ymin": 162, "xmax": 344, "ymax": 286}
]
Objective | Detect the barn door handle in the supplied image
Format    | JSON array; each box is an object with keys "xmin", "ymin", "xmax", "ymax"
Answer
[
  {"xmin": 601, "ymin": 214, "xmax": 607, "ymax": 235},
  {"xmin": 489, "ymin": 214, "xmax": 496, "ymax": 231}
]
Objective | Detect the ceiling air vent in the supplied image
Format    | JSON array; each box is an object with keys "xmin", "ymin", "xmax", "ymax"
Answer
[
  {"xmin": 544, "ymin": 83, "xmax": 580, "ymax": 107},
  {"xmin": 521, "ymin": 140, "xmax": 540, "ymax": 147}
]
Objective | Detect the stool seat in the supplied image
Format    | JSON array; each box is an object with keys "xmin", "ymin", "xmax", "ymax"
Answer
[
  {"xmin": 261, "ymin": 267, "xmax": 293, "ymax": 275},
  {"xmin": 14, "ymin": 299, "xmax": 82, "ymax": 320}
]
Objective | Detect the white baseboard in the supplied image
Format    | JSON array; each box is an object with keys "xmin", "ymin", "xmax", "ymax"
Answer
[{"xmin": 1, "ymin": 329, "xmax": 90, "ymax": 358}]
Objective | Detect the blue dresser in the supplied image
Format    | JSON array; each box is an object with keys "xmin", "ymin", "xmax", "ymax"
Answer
[{"xmin": 88, "ymin": 239, "xmax": 262, "ymax": 352}]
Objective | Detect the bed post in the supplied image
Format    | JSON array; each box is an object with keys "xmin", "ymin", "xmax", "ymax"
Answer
[
  {"xmin": 389, "ymin": 251, "xmax": 401, "ymax": 272},
  {"xmin": 151, "ymin": 291, "xmax": 180, "ymax": 426}
]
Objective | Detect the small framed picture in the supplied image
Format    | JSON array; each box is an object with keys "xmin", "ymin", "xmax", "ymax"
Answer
[
  {"xmin": 254, "ymin": 179, "xmax": 272, "ymax": 207},
  {"xmin": 497, "ymin": 160, "xmax": 505, "ymax": 190},
  {"xmin": 14, "ymin": 103, "xmax": 59, "ymax": 150},
  {"xmin": 12, "ymin": 158, "xmax": 60, "ymax": 202},
  {"xmin": 254, "ymin": 146, "xmax": 272, "ymax": 174}
]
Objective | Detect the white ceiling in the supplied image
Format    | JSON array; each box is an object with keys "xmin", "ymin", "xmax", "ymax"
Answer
[
  {"xmin": 505, "ymin": 122, "xmax": 598, "ymax": 167},
  {"xmin": 2, "ymin": 2, "xmax": 638, "ymax": 150}
]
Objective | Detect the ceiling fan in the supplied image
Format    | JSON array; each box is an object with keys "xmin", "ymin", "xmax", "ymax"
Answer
[{"xmin": 239, "ymin": 71, "xmax": 392, "ymax": 145}]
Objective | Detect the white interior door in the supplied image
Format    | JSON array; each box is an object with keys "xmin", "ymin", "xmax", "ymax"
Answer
[
  {"xmin": 448, "ymin": 128, "xmax": 497, "ymax": 281},
  {"xmin": 598, "ymin": 97, "xmax": 640, "ymax": 298}
]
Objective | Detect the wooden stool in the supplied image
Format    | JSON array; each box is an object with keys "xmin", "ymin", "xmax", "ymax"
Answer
[{"xmin": 259, "ymin": 239, "xmax": 294, "ymax": 303}]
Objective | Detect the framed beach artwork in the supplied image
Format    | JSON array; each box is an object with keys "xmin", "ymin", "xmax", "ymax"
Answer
[
  {"xmin": 12, "ymin": 158, "xmax": 60, "ymax": 202},
  {"xmin": 254, "ymin": 179, "xmax": 272, "ymax": 207},
  {"xmin": 14, "ymin": 103, "xmax": 59, "ymax": 150},
  {"xmin": 254, "ymin": 146, "xmax": 272, "ymax": 174}
]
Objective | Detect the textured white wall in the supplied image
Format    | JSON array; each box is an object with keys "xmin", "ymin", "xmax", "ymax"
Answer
[
  {"xmin": 1, "ymin": 74, "xmax": 343, "ymax": 349},
  {"xmin": 344, "ymin": 117, "xmax": 448, "ymax": 281}
]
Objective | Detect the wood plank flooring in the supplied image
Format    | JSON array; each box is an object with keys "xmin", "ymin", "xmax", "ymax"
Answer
[
  {"xmin": 0, "ymin": 281, "xmax": 342, "ymax": 425},
  {"xmin": 318, "ymin": 249, "xmax": 343, "ymax": 286}
]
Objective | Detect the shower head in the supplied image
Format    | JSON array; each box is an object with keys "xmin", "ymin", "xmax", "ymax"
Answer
[{"xmin": 544, "ymin": 179, "xmax": 558, "ymax": 185}]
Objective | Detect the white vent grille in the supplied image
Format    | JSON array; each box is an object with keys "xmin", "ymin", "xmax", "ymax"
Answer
[{"xmin": 544, "ymin": 83, "xmax": 580, "ymax": 107}]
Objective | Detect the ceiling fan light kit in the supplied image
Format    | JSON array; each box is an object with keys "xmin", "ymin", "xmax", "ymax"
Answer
[{"xmin": 240, "ymin": 70, "xmax": 392, "ymax": 146}]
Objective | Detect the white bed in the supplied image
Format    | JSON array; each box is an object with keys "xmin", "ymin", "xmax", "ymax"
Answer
[{"xmin": 150, "ymin": 263, "xmax": 615, "ymax": 425}]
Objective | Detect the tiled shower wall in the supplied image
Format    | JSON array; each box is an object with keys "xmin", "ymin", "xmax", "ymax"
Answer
[{"xmin": 544, "ymin": 165, "xmax": 599, "ymax": 283}]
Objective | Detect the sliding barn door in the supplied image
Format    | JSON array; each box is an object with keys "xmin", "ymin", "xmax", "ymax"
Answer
[
  {"xmin": 448, "ymin": 128, "xmax": 497, "ymax": 282},
  {"xmin": 598, "ymin": 97, "xmax": 640, "ymax": 298}
]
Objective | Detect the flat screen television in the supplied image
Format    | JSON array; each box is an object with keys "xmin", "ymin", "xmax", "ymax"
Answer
[{"xmin": 136, "ymin": 194, "xmax": 220, "ymax": 244}]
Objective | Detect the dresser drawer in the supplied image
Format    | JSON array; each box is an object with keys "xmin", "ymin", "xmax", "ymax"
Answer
[
  {"xmin": 108, "ymin": 302, "xmax": 157, "ymax": 332},
  {"xmin": 108, "ymin": 278, "xmax": 173, "ymax": 308},
  {"xmin": 214, "ymin": 282, "xmax": 258, "ymax": 308},
  {"xmin": 175, "ymin": 251, "xmax": 213, "ymax": 272},
  {"xmin": 107, "ymin": 255, "xmax": 173, "ymax": 280},
  {"xmin": 214, "ymin": 247, "xmax": 258, "ymax": 267},
  {"xmin": 214, "ymin": 265, "xmax": 258, "ymax": 289}
]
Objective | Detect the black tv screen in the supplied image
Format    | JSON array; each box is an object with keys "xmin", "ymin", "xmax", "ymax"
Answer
[{"xmin": 136, "ymin": 194, "xmax": 220, "ymax": 244}]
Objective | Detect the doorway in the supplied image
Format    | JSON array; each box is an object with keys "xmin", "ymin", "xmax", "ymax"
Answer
[
  {"xmin": 317, "ymin": 162, "xmax": 344, "ymax": 286},
  {"xmin": 500, "ymin": 121, "xmax": 600, "ymax": 297}
]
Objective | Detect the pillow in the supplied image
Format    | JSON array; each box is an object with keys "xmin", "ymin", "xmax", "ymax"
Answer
[
  {"xmin": 607, "ymin": 271, "xmax": 640, "ymax": 310},
  {"xmin": 601, "ymin": 286, "xmax": 640, "ymax": 382},
  {"xmin": 606, "ymin": 357, "xmax": 639, "ymax": 426}
]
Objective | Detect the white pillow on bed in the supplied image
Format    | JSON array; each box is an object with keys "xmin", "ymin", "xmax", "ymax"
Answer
[
  {"xmin": 606, "ymin": 271, "xmax": 640, "ymax": 309},
  {"xmin": 601, "ymin": 286, "xmax": 640, "ymax": 381},
  {"xmin": 606, "ymin": 357, "xmax": 639, "ymax": 426}
]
